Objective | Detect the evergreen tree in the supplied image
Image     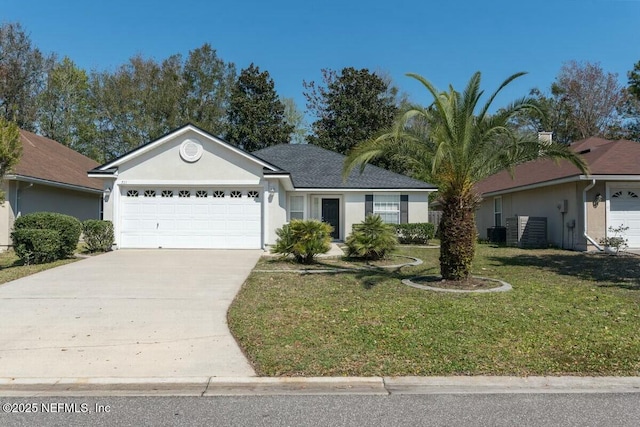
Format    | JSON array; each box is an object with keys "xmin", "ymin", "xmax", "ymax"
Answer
[
  {"xmin": 225, "ymin": 63, "xmax": 293, "ymax": 151},
  {"xmin": 303, "ymin": 67, "xmax": 398, "ymax": 154}
]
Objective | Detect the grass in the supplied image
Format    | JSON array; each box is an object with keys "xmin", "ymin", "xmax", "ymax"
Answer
[
  {"xmin": 0, "ymin": 250, "xmax": 78, "ymax": 285},
  {"xmin": 228, "ymin": 244, "xmax": 640, "ymax": 377}
]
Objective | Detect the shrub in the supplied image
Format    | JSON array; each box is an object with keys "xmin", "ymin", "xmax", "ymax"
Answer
[
  {"xmin": 13, "ymin": 212, "xmax": 82, "ymax": 258},
  {"xmin": 599, "ymin": 224, "xmax": 629, "ymax": 255},
  {"xmin": 82, "ymin": 220, "xmax": 114, "ymax": 252},
  {"xmin": 272, "ymin": 219, "xmax": 333, "ymax": 264},
  {"xmin": 346, "ymin": 215, "xmax": 398, "ymax": 260},
  {"xmin": 395, "ymin": 222, "xmax": 435, "ymax": 245},
  {"xmin": 11, "ymin": 228, "xmax": 62, "ymax": 264}
]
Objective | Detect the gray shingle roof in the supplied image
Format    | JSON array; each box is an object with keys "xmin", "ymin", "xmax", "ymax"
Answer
[{"xmin": 252, "ymin": 144, "xmax": 436, "ymax": 189}]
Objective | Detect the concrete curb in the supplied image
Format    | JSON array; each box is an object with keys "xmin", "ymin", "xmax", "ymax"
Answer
[
  {"xmin": 1, "ymin": 376, "xmax": 640, "ymax": 396},
  {"xmin": 383, "ymin": 376, "xmax": 640, "ymax": 394}
]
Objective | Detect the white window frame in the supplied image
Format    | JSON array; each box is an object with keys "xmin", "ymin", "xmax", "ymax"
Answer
[
  {"xmin": 373, "ymin": 194, "xmax": 400, "ymax": 224},
  {"xmin": 289, "ymin": 195, "xmax": 305, "ymax": 221},
  {"xmin": 494, "ymin": 196, "xmax": 502, "ymax": 226}
]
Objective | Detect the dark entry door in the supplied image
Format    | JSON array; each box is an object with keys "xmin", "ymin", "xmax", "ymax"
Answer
[{"xmin": 322, "ymin": 198, "xmax": 340, "ymax": 239}]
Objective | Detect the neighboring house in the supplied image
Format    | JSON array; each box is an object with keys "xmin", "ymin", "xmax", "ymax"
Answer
[
  {"xmin": 475, "ymin": 136, "xmax": 640, "ymax": 250},
  {"xmin": 88, "ymin": 124, "xmax": 437, "ymax": 249},
  {"xmin": 0, "ymin": 130, "xmax": 103, "ymax": 249}
]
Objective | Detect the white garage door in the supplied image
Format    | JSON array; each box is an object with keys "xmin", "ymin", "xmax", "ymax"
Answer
[
  {"xmin": 609, "ymin": 188, "xmax": 640, "ymax": 248},
  {"xmin": 119, "ymin": 188, "xmax": 262, "ymax": 249}
]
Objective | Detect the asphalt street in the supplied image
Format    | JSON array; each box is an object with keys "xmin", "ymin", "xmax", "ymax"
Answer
[{"xmin": 1, "ymin": 394, "xmax": 639, "ymax": 427}]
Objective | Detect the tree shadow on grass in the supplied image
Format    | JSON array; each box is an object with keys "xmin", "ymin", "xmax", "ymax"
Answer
[{"xmin": 488, "ymin": 252, "xmax": 640, "ymax": 291}]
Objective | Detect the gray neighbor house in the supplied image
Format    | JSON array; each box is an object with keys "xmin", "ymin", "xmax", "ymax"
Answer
[{"xmin": 0, "ymin": 130, "xmax": 102, "ymax": 250}]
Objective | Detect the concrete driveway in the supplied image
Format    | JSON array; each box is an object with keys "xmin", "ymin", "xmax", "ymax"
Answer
[{"xmin": 0, "ymin": 250, "xmax": 262, "ymax": 378}]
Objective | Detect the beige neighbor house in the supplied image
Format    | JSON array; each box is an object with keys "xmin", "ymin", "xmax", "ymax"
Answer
[
  {"xmin": 0, "ymin": 130, "xmax": 103, "ymax": 249},
  {"xmin": 88, "ymin": 124, "xmax": 437, "ymax": 249},
  {"xmin": 475, "ymin": 136, "xmax": 640, "ymax": 251}
]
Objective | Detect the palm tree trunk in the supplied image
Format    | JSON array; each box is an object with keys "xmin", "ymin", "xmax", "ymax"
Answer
[{"xmin": 439, "ymin": 191, "xmax": 478, "ymax": 280}]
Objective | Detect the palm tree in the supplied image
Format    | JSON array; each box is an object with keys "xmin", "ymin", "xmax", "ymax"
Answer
[{"xmin": 344, "ymin": 71, "xmax": 588, "ymax": 281}]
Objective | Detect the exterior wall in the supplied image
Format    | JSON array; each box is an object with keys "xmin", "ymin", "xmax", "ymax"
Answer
[
  {"xmin": 117, "ymin": 130, "xmax": 264, "ymax": 183},
  {"xmin": 0, "ymin": 181, "xmax": 101, "ymax": 250},
  {"xmin": 0, "ymin": 182, "xmax": 15, "ymax": 249},
  {"xmin": 17, "ymin": 184, "xmax": 101, "ymax": 221},
  {"xmin": 585, "ymin": 181, "xmax": 607, "ymax": 251},
  {"xmin": 409, "ymin": 193, "xmax": 429, "ymax": 223},
  {"xmin": 477, "ymin": 182, "xmax": 583, "ymax": 249},
  {"xmin": 267, "ymin": 191, "xmax": 432, "ymax": 244},
  {"xmin": 344, "ymin": 192, "xmax": 366, "ymax": 237},
  {"xmin": 265, "ymin": 181, "xmax": 287, "ymax": 245}
]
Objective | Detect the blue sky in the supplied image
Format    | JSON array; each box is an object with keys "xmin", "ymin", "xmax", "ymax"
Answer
[{"xmin": 4, "ymin": 0, "xmax": 640, "ymax": 122}]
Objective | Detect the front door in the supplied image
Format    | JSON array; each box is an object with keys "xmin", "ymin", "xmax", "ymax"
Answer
[{"xmin": 322, "ymin": 198, "xmax": 340, "ymax": 239}]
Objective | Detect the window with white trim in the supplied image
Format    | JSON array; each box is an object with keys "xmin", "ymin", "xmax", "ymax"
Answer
[
  {"xmin": 373, "ymin": 195, "xmax": 400, "ymax": 224},
  {"xmin": 494, "ymin": 197, "xmax": 502, "ymax": 226},
  {"xmin": 289, "ymin": 195, "xmax": 304, "ymax": 220}
]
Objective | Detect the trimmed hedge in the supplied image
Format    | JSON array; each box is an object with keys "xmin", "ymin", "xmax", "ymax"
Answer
[
  {"xmin": 13, "ymin": 212, "xmax": 82, "ymax": 258},
  {"xmin": 82, "ymin": 220, "xmax": 114, "ymax": 253},
  {"xmin": 11, "ymin": 228, "xmax": 62, "ymax": 264},
  {"xmin": 395, "ymin": 223, "xmax": 435, "ymax": 245}
]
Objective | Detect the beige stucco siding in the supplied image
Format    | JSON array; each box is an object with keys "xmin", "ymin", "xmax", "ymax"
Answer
[
  {"xmin": 477, "ymin": 182, "xmax": 582, "ymax": 249},
  {"xmin": 584, "ymin": 181, "xmax": 607, "ymax": 251},
  {"xmin": 265, "ymin": 181, "xmax": 287, "ymax": 245},
  {"xmin": 117, "ymin": 130, "xmax": 264, "ymax": 183},
  {"xmin": 0, "ymin": 182, "xmax": 15, "ymax": 248},
  {"xmin": 477, "ymin": 180, "xmax": 640, "ymax": 251},
  {"xmin": 344, "ymin": 192, "xmax": 365, "ymax": 237}
]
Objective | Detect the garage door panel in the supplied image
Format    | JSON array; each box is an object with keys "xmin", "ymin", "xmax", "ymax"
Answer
[
  {"xmin": 119, "ymin": 188, "xmax": 262, "ymax": 249},
  {"xmin": 609, "ymin": 188, "xmax": 640, "ymax": 248}
]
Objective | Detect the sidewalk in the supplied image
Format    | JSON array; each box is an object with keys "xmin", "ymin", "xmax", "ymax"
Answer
[{"xmin": 2, "ymin": 376, "xmax": 640, "ymax": 397}]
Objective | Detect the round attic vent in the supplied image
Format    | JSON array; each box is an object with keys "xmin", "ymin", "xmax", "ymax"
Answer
[{"xmin": 179, "ymin": 139, "xmax": 203, "ymax": 162}]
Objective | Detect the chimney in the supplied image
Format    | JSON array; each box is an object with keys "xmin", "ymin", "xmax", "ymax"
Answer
[{"xmin": 538, "ymin": 131, "xmax": 553, "ymax": 144}]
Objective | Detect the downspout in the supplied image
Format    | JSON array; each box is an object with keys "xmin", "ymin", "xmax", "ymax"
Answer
[{"xmin": 583, "ymin": 179, "xmax": 603, "ymax": 251}]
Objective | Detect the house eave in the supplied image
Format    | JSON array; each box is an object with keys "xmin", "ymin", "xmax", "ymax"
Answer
[
  {"xmin": 479, "ymin": 174, "xmax": 640, "ymax": 197},
  {"xmin": 289, "ymin": 187, "xmax": 437, "ymax": 192},
  {"xmin": 6, "ymin": 174, "xmax": 103, "ymax": 194}
]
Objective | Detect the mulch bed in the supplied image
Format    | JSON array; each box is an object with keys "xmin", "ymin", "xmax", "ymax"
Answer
[{"xmin": 411, "ymin": 276, "xmax": 503, "ymax": 290}]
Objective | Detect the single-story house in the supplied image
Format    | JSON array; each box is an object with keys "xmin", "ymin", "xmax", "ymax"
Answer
[
  {"xmin": 0, "ymin": 130, "xmax": 103, "ymax": 249},
  {"xmin": 88, "ymin": 124, "xmax": 437, "ymax": 249},
  {"xmin": 475, "ymin": 136, "xmax": 640, "ymax": 250}
]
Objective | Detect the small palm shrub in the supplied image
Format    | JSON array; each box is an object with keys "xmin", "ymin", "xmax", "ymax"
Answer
[
  {"xmin": 82, "ymin": 220, "xmax": 114, "ymax": 252},
  {"xmin": 346, "ymin": 215, "xmax": 398, "ymax": 260},
  {"xmin": 272, "ymin": 219, "xmax": 333, "ymax": 264}
]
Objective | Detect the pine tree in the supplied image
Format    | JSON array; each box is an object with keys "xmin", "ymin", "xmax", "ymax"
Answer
[{"xmin": 225, "ymin": 64, "xmax": 293, "ymax": 151}]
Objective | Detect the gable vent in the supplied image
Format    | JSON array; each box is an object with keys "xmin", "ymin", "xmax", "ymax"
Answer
[{"xmin": 180, "ymin": 139, "xmax": 203, "ymax": 162}]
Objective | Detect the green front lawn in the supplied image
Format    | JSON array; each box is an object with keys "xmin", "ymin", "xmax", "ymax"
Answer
[
  {"xmin": 0, "ymin": 251, "xmax": 78, "ymax": 285},
  {"xmin": 228, "ymin": 245, "xmax": 640, "ymax": 376}
]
